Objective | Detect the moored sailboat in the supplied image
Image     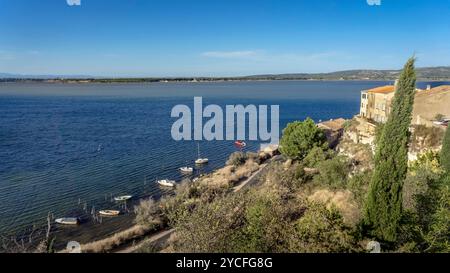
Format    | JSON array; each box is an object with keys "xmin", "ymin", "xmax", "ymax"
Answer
[{"xmin": 195, "ymin": 143, "xmax": 209, "ymax": 165}]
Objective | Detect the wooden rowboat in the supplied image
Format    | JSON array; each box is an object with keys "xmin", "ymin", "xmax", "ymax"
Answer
[
  {"xmin": 99, "ymin": 210, "xmax": 120, "ymax": 216},
  {"xmin": 55, "ymin": 217, "xmax": 79, "ymax": 225}
]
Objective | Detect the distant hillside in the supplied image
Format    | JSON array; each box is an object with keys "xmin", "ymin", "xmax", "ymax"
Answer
[
  {"xmin": 1, "ymin": 67, "xmax": 449, "ymax": 82},
  {"xmin": 246, "ymin": 67, "xmax": 450, "ymax": 81}
]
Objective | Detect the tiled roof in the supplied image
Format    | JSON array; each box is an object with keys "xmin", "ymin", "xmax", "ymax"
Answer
[{"xmin": 366, "ymin": 85, "xmax": 395, "ymax": 94}]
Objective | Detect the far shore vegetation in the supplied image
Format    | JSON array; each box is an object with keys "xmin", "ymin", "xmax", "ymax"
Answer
[{"xmin": 1, "ymin": 66, "xmax": 450, "ymax": 83}]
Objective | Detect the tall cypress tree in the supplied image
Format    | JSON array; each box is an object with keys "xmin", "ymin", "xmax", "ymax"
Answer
[
  {"xmin": 441, "ymin": 126, "xmax": 450, "ymax": 173},
  {"xmin": 364, "ymin": 58, "xmax": 417, "ymax": 242}
]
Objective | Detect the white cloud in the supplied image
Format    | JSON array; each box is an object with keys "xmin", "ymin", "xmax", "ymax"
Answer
[
  {"xmin": 201, "ymin": 50, "xmax": 259, "ymax": 59},
  {"xmin": 66, "ymin": 0, "xmax": 81, "ymax": 6}
]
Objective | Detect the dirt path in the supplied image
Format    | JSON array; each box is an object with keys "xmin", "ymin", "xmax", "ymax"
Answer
[
  {"xmin": 115, "ymin": 229, "xmax": 175, "ymax": 253},
  {"xmin": 232, "ymin": 163, "xmax": 268, "ymax": 192}
]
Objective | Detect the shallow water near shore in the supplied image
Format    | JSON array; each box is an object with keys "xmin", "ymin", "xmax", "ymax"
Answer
[{"xmin": 0, "ymin": 80, "xmax": 447, "ymax": 249}]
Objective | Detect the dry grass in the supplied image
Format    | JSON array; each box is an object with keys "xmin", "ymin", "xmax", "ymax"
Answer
[
  {"xmin": 59, "ymin": 224, "xmax": 155, "ymax": 253},
  {"xmin": 229, "ymin": 160, "xmax": 259, "ymax": 184},
  {"xmin": 308, "ymin": 189, "xmax": 361, "ymax": 226},
  {"xmin": 198, "ymin": 159, "xmax": 261, "ymax": 188}
]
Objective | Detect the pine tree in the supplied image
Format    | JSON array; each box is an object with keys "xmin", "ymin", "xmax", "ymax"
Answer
[
  {"xmin": 441, "ymin": 127, "xmax": 450, "ymax": 173},
  {"xmin": 364, "ymin": 57, "xmax": 417, "ymax": 242},
  {"xmin": 279, "ymin": 118, "xmax": 328, "ymax": 160}
]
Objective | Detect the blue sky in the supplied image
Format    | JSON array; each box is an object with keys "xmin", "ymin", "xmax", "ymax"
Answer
[{"xmin": 0, "ymin": 0, "xmax": 449, "ymax": 77}]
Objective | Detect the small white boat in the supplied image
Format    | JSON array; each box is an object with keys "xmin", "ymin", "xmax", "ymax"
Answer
[
  {"xmin": 157, "ymin": 179, "xmax": 176, "ymax": 187},
  {"xmin": 55, "ymin": 218, "xmax": 79, "ymax": 225},
  {"xmin": 99, "ymin": 210, "xmax": 120, "ymax": 216},
  {"xmin": 195, "ymin": 158, "xmax": 209, "ymax": 164},
  {"xmin": 114, "ymin": 195, "xmax": 132, "ymax": 202},
  {"xmin": 180, "ymin": 166, "xmax": 194, "ymax": 173},
  {"xmin": 195, "ymin": 143, "xmax": 209, "ymax": 165}
]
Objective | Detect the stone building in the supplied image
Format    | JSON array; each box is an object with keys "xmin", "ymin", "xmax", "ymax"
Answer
[
  {"xmin": 359, "ymin": 84, "xmax": 450, "ymax": 127},
  {"xmin": 359, "ymin": 85, "xmax": 395, "ymax": 123}
]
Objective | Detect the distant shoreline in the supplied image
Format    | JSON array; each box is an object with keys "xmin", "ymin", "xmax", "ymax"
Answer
[
  {"xmin": 2, "ymin": 66, "xmax": 449, "ymax": 83},
  {"xmin": 1, "ymin": 78, "xmax": 450, "ymax": 84}
]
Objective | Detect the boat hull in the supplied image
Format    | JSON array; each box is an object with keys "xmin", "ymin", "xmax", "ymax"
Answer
[
  {"xmin": 157, "ymin": 180, "xmax": 176, "ymax": 187},
  {"xmin": 55, "ymin": 218, "xmax": 79, "ymax": 225},
  {"xmin": 180, "ymin": 167, "xmax": 194, "ymax": 173},
  {"xmin": 99, "ymin": 210, "xmax": 120, "ymax": 216},
  {"xmin": 195, "ymin": 159, "xmax": 209, "ymax": 165},
  {"xmin": 114, "ymin": 196, "xmax": 132, "ymax": 202}
]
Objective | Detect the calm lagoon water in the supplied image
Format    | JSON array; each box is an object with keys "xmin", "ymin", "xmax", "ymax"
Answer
[{"xmin": 0, "ymin": 80, "xmax": 446, "ymax": 247}]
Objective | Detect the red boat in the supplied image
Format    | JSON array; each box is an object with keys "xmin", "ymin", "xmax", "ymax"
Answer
[{"xmin": 235, "ymin": 141, "xmax": 247, "ymax": 148}]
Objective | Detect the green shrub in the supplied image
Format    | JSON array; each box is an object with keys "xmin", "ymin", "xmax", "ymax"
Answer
[
  {"xmin": 409, "ymin": 150, "xmax": 442, "ymax": 174},
  {"xmin": 234, "ymin": 194, "xmax": 295, "ymax": 253},
  {"xmin": 288, "ymin": 202, "xmax": 360, "ymax": 253},
  {"xmin": 160, "ymin": 194, "xmax": 195, "ymax": 228},
  {"xmin": 396, "ymin": 211, "xmax": 423, "ymax": 252},
  {"xmin": 398, "ymin": 169, "xmax": 450, "ymax": 252},
  {"xmin": 263, "ymin": 162, "xmax": 306, "ymax": 193},
  {"xmin": 170, "ymin": 192, "xmax": 249, "ymax": 253},
  {"xmin": 294, "ymin": 163, "xmax": 307, "ymax": 181},
  {"xmin": 280, "ymin": 118, "xmax": 328, "ymax": 160},
  {"xmin": 423, "ymin": 182, "xmax": 450, "ymax": 253},
  {"xmin": 314, "ymin": 156, "xmax": 350, "ymax": 188},
  {"xmin": 402, "ymin": 166, "xmax": 440, "ymax": 214},
  {"xmin": 303, "ymin": 146, "xmax": 335, "ymax": 168},
  {"xmin": 347, "ymin": 171, "xmax": 372, "ymax": 206},
  {"xmin": 441, "ymin": 127, "xmax": 450, "ymax": 173}
]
